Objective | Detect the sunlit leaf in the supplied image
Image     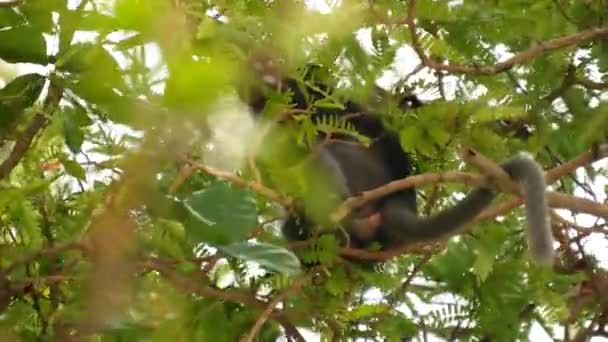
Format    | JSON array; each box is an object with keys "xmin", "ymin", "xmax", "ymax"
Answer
[
  {"xmin": 57, "ymin": 43, "xmax": 123, "ymax": 86},
  {"xmin": 0, "ymin": 26, "xmax": 47, "ymax": 64},
  {"xmin": 218, "ymin": 241, "xmax": 301, "ymax": 275}
]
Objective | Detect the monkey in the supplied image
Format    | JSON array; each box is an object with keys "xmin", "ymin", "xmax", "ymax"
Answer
[{"xmin": 241, "ymin": 63, "xmax": 554, "ymax": 266}]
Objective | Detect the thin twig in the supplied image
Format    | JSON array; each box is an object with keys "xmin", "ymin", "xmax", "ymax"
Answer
[
  {"xmin": 388, "ymin": 254, "xmax": 433, "ymax": 302},
  {"xmin": 186, "ymin": 158, "xmax": 291, "ymax": 206},
  {"xmin": 545, "ymin": 143, "xmax": 608, "ymax": 183},
  {"xmin": 168, "ymin": 162, "xmax": 194, "ymax": 193},
  {"xmin": 243, "ymin": 274, "xmax": 312, "ymax": 342},
  {"xmin": 551, "ymin": 211, "xmax": 608, "ymax": 235},
  {"xmin": 144, "ymin": 257, "xmax": 306, "ymax": 342}
]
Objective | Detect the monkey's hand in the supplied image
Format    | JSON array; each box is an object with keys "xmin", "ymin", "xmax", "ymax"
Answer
[{"xmin": 349, "ymin": 212, "xmax": 382, "ymax": 242}]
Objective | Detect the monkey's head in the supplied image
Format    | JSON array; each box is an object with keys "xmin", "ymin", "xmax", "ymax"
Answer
[{"xmin": 235, "ymin": 52, "xmax": 289, "ymax": 112}]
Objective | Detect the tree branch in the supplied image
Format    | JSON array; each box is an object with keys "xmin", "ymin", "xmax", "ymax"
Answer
[
  {"xmin": 143, "ymin": 257, "xmax": 306, "ymax": 342},
  {"xmin": 330, "ymin": 170, "xmax": 485, "ymax": 222},
  {"xmin": 2, "ymin": 241, "xmax": 86, "ymax": 275},
  {"xmin": 186, "ymin": 158, "xmax": 291, "ymax": 207},
  {"xmin": 243, "ymin": 273, "xmax": 311, "ymax": 342},
  {"xmin": 405, "ymin": 0, "xmax": 608, "ymax": 75},
  {"xmin": 475, "ymin": 143, "xmax": 608, "ymax": 221},
  {"xmin": 331, "ymin": 146, "xmax": 608, "ymax": 223},
  {"xmin": 0, "ymin": 80, "xmax": 64, "ymax": 181},
  {"xmin": 545, "ymin": 143, "xmax": 608, "ymax": 182}
]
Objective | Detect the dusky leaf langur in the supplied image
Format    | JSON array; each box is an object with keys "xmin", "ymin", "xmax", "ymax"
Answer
[{"xmin": 241, "ymin": 63, "xmax": 554, "ymax": 265}]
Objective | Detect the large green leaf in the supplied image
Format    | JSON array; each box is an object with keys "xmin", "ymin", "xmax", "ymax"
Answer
[
  {"xmin": 21, "ymin": 2, "xmax": 54, "ymax": 32},
  {"xmin": 59, "ymin": 43, "xmax": 111, "ymax": 71},
  {"xmin": 0, "ymin": 73, "xmax": 46, "ymax": 109},
  {"xmin": 0, "ymin": 8, "xmax": 26, "ymax": 28},
  {"xmin": 57, "ymin": 43, "xmax": 135, "ymax": 124},
  {"xmin": 0, "ymin": 73, "xmax": 45, "ymax": 137},
  {"xmin": 0, "ymin": 26, "xmax": 47, "ymax": 64},
  {"xmin": 114, "ymin": 0, "xmax": 172, "ymax": 34},
  {"xmin": 219, "ymin": 241, "xmax": 301, "ymax": 275},
  {"xmin": 184, "ymin": 182, "xmax": 257, "ymax": 245},
  {"xmin": 76, "ymin": 12, "xmax": 121, "ymax": 32},
  {"xmin": 57, "ymin": 43, "xmax": 123, "ymax": 86},
  {"xmin": 62, "ymin": 99, "xmax": 92, "ymax": 154},
  {"xmin": 63, "ymin": 113, "xmax": 85, "ymax": 154}
]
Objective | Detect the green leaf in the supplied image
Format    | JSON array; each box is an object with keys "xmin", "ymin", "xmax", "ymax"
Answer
[
  {"xmin": 0, "ymin": 8, "xmax": 26, "ymax": 28},
  {"xmin": 315, "ymin": 234, "xmax": 339, "ymax": 265},
  {"xmin": 113, "ymin": 33, "xmax": 149, "ymax": 51},
  {"xmin": 0, "ymin": 26, "xmax": 47, "ymax": 64},
  {"xmin": 0, "ymin": 73, "xmax": 45, "ymax": 137},
  {"xmin": 376, "ymin": 315, "xmax": 418, "ymax": 340},
  {"xmin": 0, "ymin": 73, "xmax": 46, "ymax": 109},
  {"xmin": 423, "ymin": 240, "xmax": 476, "ymax": 292},
  {"xmin": 472, "ymin": 247, "xmax": 494, "ymax": 282},
  {"xmin": 57, "ymin": 44, "xmax": 127, "ymax": 119},
  {"xmin": 21, "ymin": 1, "xmax": 55, "ymax": 32},
  {"xmin": 114, "ymin": 0, "xmax": 172, "ymax": 34},
  {"xmin": 77, "ymin": 12, "xmax": 120, "ymax": 32},
  {"xmin": 313, "ymin": 97, "xmax": 345, "ymax": 110},
  {"xmin": 57, "ymin": 43, "xmax": 121, "ymax": 77},
  {"xmin": 184, "ymin": 182, "xmax": 257, "ymax": 244},
  {"xmin": 344, "ymin": 303, "xmax": 389, "ymax": 321},
  {"xmin": 64, "ymin": 117, "xmax": 84, "ymax": 154},
  {"xmin": 426, "ymin": 124, "xmax": 451, "ymax": 146},
  {"xmin": 63, "ymin": 77, "xmax": 132, "ymax": 122},
  {"xmin": 324, "ymin": 266, "xmax": 348, "ymax": 295},
  {"xmin": 218, "ymin": 241, "xmax": 301, "ymax": 275},
  {"xmin": 163, "ymin": 58, "xmax": 236, "ymax": 112},
  {"xmin": 61, "ymin": 158, "xmax": 86, "ymax": 180},
  {"xmin": 63, "ymin": 107, "xmax": 90, "ymax": 154},
  {"xmin": 399, "ymin": 125, "xmax": 424, "ymax": 154}
]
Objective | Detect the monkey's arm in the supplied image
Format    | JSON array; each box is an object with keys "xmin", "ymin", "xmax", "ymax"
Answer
[{"xmin": 380, "ymin": 154, "xmax": 553, "ymax": 265}]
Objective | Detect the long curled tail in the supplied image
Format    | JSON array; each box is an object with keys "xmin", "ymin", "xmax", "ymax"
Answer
[
  {"xmin": 381, "ymin": 152, "xmax": 554, "ymax": 265},
  {"xmin": 501, "ymin": 153, "xmax": 554, "ymax": 265}
]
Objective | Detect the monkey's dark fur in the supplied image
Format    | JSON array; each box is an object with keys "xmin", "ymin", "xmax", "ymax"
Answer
[{"xmin": 241, "ymin": 65, "xmax": 554, "ymax": 265}]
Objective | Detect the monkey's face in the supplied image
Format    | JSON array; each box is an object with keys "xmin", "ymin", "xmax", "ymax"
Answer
[{"xmin": 236, "ymin": 55, "xmax": 287, "ymax": 113}]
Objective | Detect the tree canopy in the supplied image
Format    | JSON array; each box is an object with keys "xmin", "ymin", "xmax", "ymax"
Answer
[{"xmin": 0, "ymin": 0, "xmax": 607, "ymax": 341}]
